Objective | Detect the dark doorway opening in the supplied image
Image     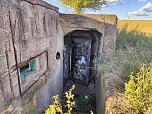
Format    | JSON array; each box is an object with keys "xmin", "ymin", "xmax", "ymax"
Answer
[{"xmin": 63, "ymin": 30, "xmax": 102, "ymax": 85}]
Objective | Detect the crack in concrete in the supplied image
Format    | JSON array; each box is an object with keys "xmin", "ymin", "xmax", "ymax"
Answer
[{"xmin": 8, "ymin": 9, "xmax": 22, "ymax": 97}]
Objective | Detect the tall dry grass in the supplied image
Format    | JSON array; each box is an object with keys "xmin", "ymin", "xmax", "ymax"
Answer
[
  {"xmin": 103, "ymin": 24, "xmax": 152, "ymax": 82},
  {"xmin": 118, "ymin": 20, "xmax": 152, "ymax": 36}
]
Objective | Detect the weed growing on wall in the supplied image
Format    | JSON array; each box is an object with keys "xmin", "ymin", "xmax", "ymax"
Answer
[{"xmin": 125, "ymin": 63, "xmax": 152, "ymax": 114}]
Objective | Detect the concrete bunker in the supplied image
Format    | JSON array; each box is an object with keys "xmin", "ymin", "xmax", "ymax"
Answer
[{"xmin": 63, "ymin": 30, "xmax": 102, "ymax": 85}]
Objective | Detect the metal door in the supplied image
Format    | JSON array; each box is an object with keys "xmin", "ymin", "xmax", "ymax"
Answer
[{"xmin": 71, "ymin": 37, "xmax": 92, "ymax": 84}]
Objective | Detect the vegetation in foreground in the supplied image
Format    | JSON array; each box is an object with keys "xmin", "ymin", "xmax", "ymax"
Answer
[
  {"xmin": 125, "ymin": 63, "xmax": 152, "ymax": 114},
  {"xmin": 45, "ymin": 85, "xmax": 94, "ymax": 114},
  {"xmin": 45, "ymin": 85, "xmax": 75, "ymax": 114}
]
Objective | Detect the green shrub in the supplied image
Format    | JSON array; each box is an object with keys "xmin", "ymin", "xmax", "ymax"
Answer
[{"xmin": 125, "ymin": 63, "xmax": 152, "ymax": 114}]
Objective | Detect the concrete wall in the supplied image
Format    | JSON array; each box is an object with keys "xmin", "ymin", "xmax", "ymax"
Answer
[{"xmin": 0, "ymin": 0, "xmax": 63, "ymax": 111}]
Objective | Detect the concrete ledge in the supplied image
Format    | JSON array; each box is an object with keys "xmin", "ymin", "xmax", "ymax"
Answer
[
  {"xmin": 22, "ymin": 0, "xmax": 59, "ymax": 12},
  {"xmin": 83, "ymin": 14, "xmax": 118, "ymax": 25},
  {"xmin": 59, "ymin": 13, "xmax": 105, "ymax": 35},
  {"xmin": 59, "ymin": 13, "xmax": 105, "ymax": 24}
]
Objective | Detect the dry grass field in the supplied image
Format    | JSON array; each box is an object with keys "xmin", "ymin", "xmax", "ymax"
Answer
[{"xmin": 118, "ymin": 20, "xmax": 152, "ymax": 36}]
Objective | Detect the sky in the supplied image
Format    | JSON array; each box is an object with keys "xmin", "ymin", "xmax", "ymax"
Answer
[{"xmin": 43, "ymin": 0, "xmax": 152, "ymax": 20}]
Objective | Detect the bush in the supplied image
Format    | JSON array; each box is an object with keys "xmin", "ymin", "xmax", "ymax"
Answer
[{"xmin": 125, "ymin": 63, "xmax": 152, "ymax": 114}]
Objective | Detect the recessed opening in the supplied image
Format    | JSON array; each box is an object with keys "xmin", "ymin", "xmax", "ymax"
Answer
[
  {"xmin": 63, "ymin": 30, "xmax": 102, "ymax": 85},
  {"xmin": 20, "ymin": 64, "xmax": 29, "ymax": 74},
  {"xmin": 19, "ymin": 59, "xmax": 36, "ymax": 79},
  {"xmin": 56, "ymin": 52, "xmax": 60, "ymax": 60}
]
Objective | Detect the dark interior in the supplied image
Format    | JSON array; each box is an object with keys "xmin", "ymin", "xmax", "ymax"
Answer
[{"xmin": 63, "ymin": 30, "xmax": 102, "ymax": 85}]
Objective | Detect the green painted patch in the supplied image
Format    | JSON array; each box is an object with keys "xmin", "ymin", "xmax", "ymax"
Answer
[{"xmin": 20, "ymin": 60, "xmax": 36, "ymax": 79}]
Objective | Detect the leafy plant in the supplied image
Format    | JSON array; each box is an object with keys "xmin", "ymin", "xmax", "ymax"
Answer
[
  {"xmin": 65, "ymin": 85, "xmax": 76, "ymax": 114},
  {"xmin": 125, "ymin": 63, "xmax": 152, "ymax": 114},
  {"xmin": 45, "ymin": 85, "xmax": 75, "ymax": 114},
  {"xmin": 45, "ymin": 95, "xmax": 63, "ymax": 114},
  {"xmin": 45, "ymin": 85, "xmax": 94, "ymax": 114}
]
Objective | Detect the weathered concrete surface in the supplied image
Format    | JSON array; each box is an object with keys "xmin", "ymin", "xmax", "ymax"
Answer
[
  {"xmin": 59, "ymin": 13, "xmax": 105, "ymax": 36},
  {"xmin": 83, "ymin": 14, "xmax": 117, "ymax": 25},
  {"xmin": 0, "ymin": 0, "xmax": 63, "ymax": 112},
  {"xmin": 103, "ymin": 23, "xmax": 117, "ymax": 59}
]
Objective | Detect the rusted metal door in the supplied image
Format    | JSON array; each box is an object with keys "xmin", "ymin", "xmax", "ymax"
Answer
[{"xmin": 71, "ymin": 37, "xmax": 92, "ymax": 85}]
